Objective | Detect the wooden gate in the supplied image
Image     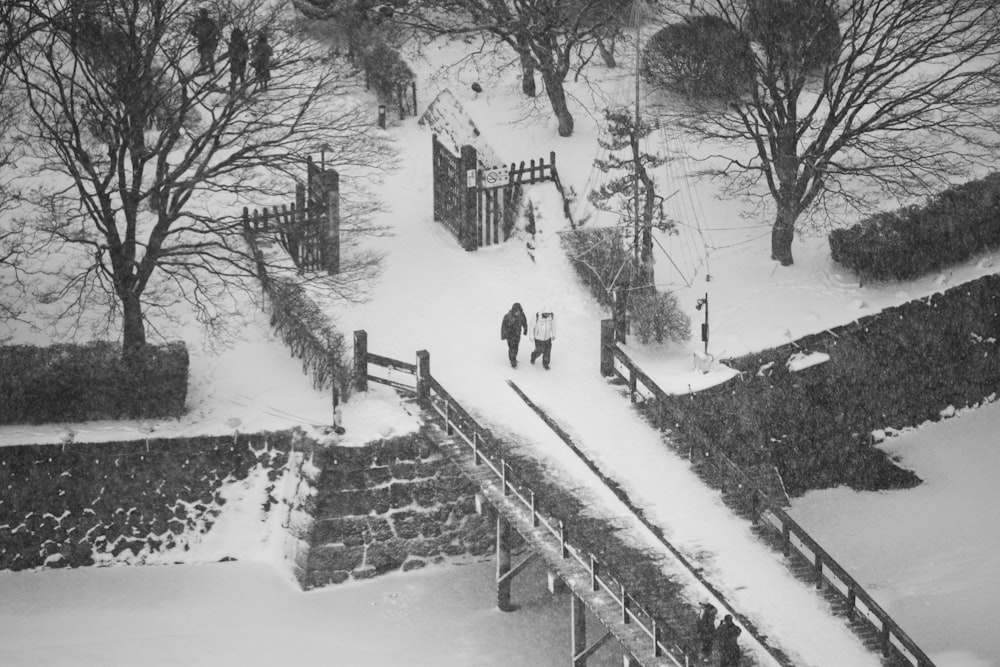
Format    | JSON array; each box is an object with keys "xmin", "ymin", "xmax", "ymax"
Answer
[
  {"xmin": 242, "ymin": 157, "xmax": 341, "ymax": 274},
  {"xmin": 432, "ymin": 134, "xmax": 573, "ymax": 251}
]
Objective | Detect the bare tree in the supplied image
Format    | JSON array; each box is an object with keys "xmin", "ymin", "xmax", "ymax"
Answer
[
  {"xmin": 6, "ymin": 0, "xmax": 391, "ymax": 357},
  {"xmin": 401, "ymin": 0, "xmax": 629, "ymax": 136},
  {"xmin": 666, "ymin": 0, "xmax": 1000, "ymax": 265}
]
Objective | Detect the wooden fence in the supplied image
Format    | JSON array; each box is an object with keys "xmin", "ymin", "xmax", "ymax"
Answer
[
  {"xmin": 601, "ymin": 332, "xmax": 936, "ymax": 667},
  {"xmin": 241, "ymin": 158, "xmax": 340, "ymax": 275},
  {"xmin": 431, "ymin": 134, "xmax": 574, "ymax": 251},
  {"xmin": 351, "ymin": 331, "xmax": 702, "ymax": 666}
]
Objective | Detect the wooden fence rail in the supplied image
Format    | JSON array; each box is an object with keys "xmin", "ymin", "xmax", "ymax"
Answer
[
  {"xmin": 357, "ymin": 342, "xmax": 699, "ymax": 666},
  {"xmin": 604, "ymin": 339, "xmax": 936, "ymax": 667}
]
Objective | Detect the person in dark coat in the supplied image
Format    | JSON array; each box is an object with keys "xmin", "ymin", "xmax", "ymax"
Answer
[
  {"xmin": 228, "ymin": 27, "xmax": 249, "ymax": 89},
  {"xmin": 716, "ymin": 614, "xmax": 742, "ymax": 667},
  {"xmin": 500, "ymin": 302, "xmax": 528, "ymax": 368},
  {"xmin": 695, "ymin": 603, "xmax": 717, "ymax": 658},
  {"xmin": 250, "ymin": 30, "xmax": 273, "ymax": 90},
  {"xmin": 190, "ymin": 8, "xmax": 220, "ymax": 75}
]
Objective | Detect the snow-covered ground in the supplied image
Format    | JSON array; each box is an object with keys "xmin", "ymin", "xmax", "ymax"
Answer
[
  {"xmin": 0, "ymin": 557, "xmax": 626, "ymax": 667},
  {"xmin": 1, "ymin": 20, "xmax": 998, "ymax": 667}
]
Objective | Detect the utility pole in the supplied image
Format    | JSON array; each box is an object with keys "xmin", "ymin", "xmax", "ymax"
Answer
[{"xmin": 696, "ymin": 293, "xmax": 709, "ymax": 355}]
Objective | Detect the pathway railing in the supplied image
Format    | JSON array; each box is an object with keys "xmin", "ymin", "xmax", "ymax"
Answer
[
  {"xmin": 605, "ymin": 340, "xmax": 935, "ymax": 667},
  {"xmin": 354, "ymin": 335, "xmax": 700, "ymax": 666}
]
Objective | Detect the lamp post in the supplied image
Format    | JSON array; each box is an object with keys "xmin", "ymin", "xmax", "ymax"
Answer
[{"xmin": 695, "ymin": 293, "xmax": 709, "ymax": 355}]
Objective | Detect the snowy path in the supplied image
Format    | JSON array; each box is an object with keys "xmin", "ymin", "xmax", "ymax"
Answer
[{"xmin": 330, "ymin": 120, "xmax": 881, "ymax": 667}]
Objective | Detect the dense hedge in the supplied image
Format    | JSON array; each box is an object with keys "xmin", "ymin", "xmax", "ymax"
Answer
[
  {"xmin": 0, "ymin": 431, "xmax": 295, "ymax": 570},
  {"xmin": 660, "ymin": 273, "xmax": 1000, "ymax": 496},
  {"xmin": 829, "ymin": 172, "xmax": 1000, "ymax": 281},
  {"xmin": 361, "ymin": 41, "xmax": 414, "ymax": 106},
  {"xmin": 0, "ymin": 341, "xmax": 188, "ymax": 425},
  {"xmin": 746, "ymin": 0, "xmax": 840, "ymax": 74},
  {"xmin": 643, "ymin": 16, "xmax": 755, "ymax": 102}
]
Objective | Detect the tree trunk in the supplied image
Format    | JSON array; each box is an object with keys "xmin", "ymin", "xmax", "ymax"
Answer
[
  {"xmin": 516, "ymin": 38, "xmax": 536, "ymax": 97},
  {"xmin": 771, "ymin": 204, "xmax": 796, "ymax": 266},
  {"xmin": 597, "ymin": 37, "xmax": 616, "ymax": 68},
  {"xmin": 121, "ymin": 292, "xmax": 146, "ymax": 360},
  {"xmin": 541, "ymin": 70, "xmax": 574, "ymax": 137}
]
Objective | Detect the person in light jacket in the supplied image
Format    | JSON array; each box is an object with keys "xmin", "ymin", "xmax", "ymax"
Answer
[
  {"xmin": 500, "ymin": 302, "xmax": 528, "ymax": 368},
  {"xmin": 529, "ymin": 306, "xmax": 556, "ymax": 369}
]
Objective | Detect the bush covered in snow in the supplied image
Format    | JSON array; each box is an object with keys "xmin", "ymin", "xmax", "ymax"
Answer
[
  {"xmin": 0, "ymin": 341, "xmax": 188, "ymax": 425},
  {"xmin": 361, "ymin": 41, "xmax": 414, "ymax": 108},
  {"xmin": 642, "ymin": 16, "xmax": 754, "ymax": 103},
  {"xmin": 629, "ymin": 290, "xmax": 691, "ymax": 345},
  {"xmin": 829, "ymin": 172, "xmax": 1000, "ymax": 281},
  {"xmin": 560, "ymin": 226, "xmax": 638, "ymax": 308}
]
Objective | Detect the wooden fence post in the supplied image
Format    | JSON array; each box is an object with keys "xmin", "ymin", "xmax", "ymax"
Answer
[
  {"xmin": 459, "ymin": 144, "xmax": 479, "ymax": 251},
  {"xmin": 416, "ymin": 349, "xmax": 430, "ymax": 400},
  {"xmin": 353, "ymin": 330, "xmax": 368, "ymax": 392},
  {"xmin": 431, "ymin": 134, "xmax": 440, "ymax": 222},
  {"xmin": 613, "ymin": 286, "xmax": 628, "ymax": 343},
  {"xmin": 600, "ymin": 319, "xmax": 616, "ymax": 377}
]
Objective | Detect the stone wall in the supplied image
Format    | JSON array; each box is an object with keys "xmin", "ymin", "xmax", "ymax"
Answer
[
  {"xmin": 0, "ymin": 431, "xmax": 298, "ymax": 571},
  {"xmin": 299, "ymin": 428, "xmax": 493, "ymax": 588}
]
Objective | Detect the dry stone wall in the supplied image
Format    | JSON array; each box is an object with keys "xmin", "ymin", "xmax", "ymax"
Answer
[
  {"xmin": 299, "ymin": 428, "xmax": 493, "ymax": 588},
  {"xmin": 0, "ymin": 431, "xmax": 297, "ymax": 570}
]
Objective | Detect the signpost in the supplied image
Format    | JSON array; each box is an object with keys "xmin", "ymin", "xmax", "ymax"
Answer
[{"xmin": 481, "ymin": 167, "xmax": 510, "ymax": 188}]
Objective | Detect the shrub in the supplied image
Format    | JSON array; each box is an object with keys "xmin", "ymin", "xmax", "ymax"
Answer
[
  {"xmin": 361, "ymin": 41, "xmax": 414, "ymax": 106},
  {"xmin": 267, "ymin": 277, "xmax": 351, "ymax": 398},
  {"xmin": 829, "ymin": 172, "xmax": 1000, "ymax": 281},
  {"xmin": 642, "ymin": 16, "xmax": 755, "ymax": 102},
  {"xmin": 746, "ymin": 0, "xmax": 841, "ymax": 74},
  {"xmin": 0, "ymin": 341, "xmax": 188, "ymax": 425},
  {"xmin": 629, "ymin": 290, "xmax": 691, "ymax": 345},
  {"xmin": 559, "ymin": 227, "xmax": 639, "ymax": 308}
]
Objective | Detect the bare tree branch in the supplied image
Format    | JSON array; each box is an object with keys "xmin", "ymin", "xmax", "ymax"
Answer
[{"xmin": 6, "ymin": 0, "xmax": 393, "ymax": 354}]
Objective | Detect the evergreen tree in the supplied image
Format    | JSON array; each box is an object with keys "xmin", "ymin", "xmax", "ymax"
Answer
[{"xmin": 588, "ymin": 107, "xmax": 671, "ymax": 292}]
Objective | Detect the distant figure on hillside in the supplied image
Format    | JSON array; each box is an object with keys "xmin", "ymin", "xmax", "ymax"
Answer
[
  {"xmin": 529, "ymin": 306, "xmax": 556, "ymax": 369},
  {"xmin": 500, "ymin": 302, "xmax": 528, "ymax": 368},
  {"xmin": 190, "ymin": 8, "xmax": 220, "ymax": 76},
  {"xmin": 696, "ymin": 603, "xmax": 717, "ymax": 658},
  {"xmin": 250, "ymin": 30, "xmax": 273, "ymax": 90},
  {"xmin": 716, "ymin": 614, "xmax": 742, "ymax": 667},
  {"xmin": 228, "ymin": 27, "xmax": 249, "ymax": 89}
]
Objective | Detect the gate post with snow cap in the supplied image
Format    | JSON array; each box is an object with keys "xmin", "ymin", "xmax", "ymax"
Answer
[{"xmin": 459, "ymin": 145, "xmax": 479, "ymax": 251}]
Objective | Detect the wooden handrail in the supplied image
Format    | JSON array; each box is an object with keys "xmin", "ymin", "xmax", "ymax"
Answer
[
  {"xmin": 360, "ymin": 351, "xmax": 694, "ymax": 664},
  {"xmin": 609, "ymin": 343, "xmax": 936, "ymax": 667}
]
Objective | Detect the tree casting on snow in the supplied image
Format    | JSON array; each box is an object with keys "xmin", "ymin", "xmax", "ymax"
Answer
[
  {"xmin": 657, "ymin": 0, "xmax": 1000, "ymax": 266},
  {"xmin": 2, "ymin": 0, "xmax": 391, "ymax": 358}
]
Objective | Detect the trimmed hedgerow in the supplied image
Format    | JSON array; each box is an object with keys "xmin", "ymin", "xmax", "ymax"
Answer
[
  {"xmin": 0, "ymin": 341, "xmax": 188, "ymax": 425},
  {"xmin": 266, "ymin": 277, "xmax": 351, "ymax": 398},
  {"xmin": 829, "ymin": 172, "xmax": 1000, "ymax": 282},
  {"xmin": 659, "ymin": 273, "xmax": 1000, "ymax": 497}
]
